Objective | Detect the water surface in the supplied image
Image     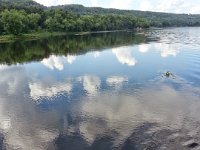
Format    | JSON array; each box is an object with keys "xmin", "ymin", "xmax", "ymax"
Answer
[{"xmin": 0, "ymin": 28, "xmax": 200, "ymax": 150}]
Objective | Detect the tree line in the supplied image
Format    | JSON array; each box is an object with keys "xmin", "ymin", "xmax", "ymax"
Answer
[
  {"xmin": 0, "ymin": 0, "xmax": 200, "ymax": 35},
  {"xmin": 0, "ymin": 9, "xmax": 151, "ymax": 35},
  {"xmin": 57, "ymin": 4, "xmax": 200, "ymax": 27}
]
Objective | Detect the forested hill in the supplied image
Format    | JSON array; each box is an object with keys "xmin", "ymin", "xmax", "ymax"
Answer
[
  {"xmin": 0, "ymin": 0, "xmax": 44, "ymax": 8},
  {"xmin": 52, "ymin": 4, "xmax": 200, "ymax": 27},
  {"xmin": 0, "ymin": 0, "xmax": 45, "ymax": 12},
  {"xmin": 0, "ymin": 0, "xmax": 200, "ymax": 36}
]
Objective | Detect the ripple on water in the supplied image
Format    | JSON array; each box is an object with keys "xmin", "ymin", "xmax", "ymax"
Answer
[
  {"xmin": 1, "ymin": 28, "xmax": 200, "ymax": 149},
  {"xmin": 178, "ymin": 48, "xmax": 200, "ymax": 85}
]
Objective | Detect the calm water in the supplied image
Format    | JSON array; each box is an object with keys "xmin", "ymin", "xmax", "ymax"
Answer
[{"xmin": 0, "ymin": 28, "xmax": 200, "ymax": 150}]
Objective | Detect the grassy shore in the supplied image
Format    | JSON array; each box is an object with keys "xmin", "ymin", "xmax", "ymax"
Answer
[
  {"xmin": 0, "ymin": 32, "xmax": 68, "ymax": 43},
  {"xmin": 0, "ymin": 30, "xmax": 138, "ymax": 43}
]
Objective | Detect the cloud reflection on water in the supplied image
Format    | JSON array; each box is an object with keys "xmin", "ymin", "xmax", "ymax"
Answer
[
  {"xmin": 0, "ymin": 66, "xmax": 59, "ymax": 150},
  {"xmin": 138, "ymin": 43, "xmax": 180, "ymax": 58},
  {"xmin": 106, "ymin": 76, "xmax": 128, "ymax": 90},
  {"xmin": 154, "ymin": 43, "xmax": 180, "ymax": 58},
  {"xmin": 112, "ymin": 47, "xmax": 137, "ymax": 66},
  {"xmin": 29, "ymin": 80, "xmax": 72, "ymax": 101},
  {"xmin": 41, "ymin": 55, "xmax": 76, "ymax": 70},
  {"xmin": 139, "ymin": 44, "xmax": 149, "ymax": 53},
  {"xmin": 1, "ymin": 28, "xmax": 200, "ymax": 149},
  {"xmin": 64, "ymin": 84, "xmax": 200, "ymax": 149},
  {"xmin": 0, "ymin": 63, "xmax": 200, "ymax": 149}
]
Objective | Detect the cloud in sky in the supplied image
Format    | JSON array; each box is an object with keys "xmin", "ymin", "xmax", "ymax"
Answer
[
  {"xmin": 109, "ymin": 0, "xmax": 132, "ymax": 10},
  {"xmin": 140, "ymin": 0, "xmax": 153, "ymax": 11},
  {"xmin": 34, "ymin": 0, "xmax": 200, "ymax": 14},
  {"xmin": 34, "ymin": 0, "xmax": 73, "ymax": 6}
]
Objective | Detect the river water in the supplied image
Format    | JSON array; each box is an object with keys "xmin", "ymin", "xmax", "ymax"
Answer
[{"xmin": 0, "ymin": 28, "xmax": 200, "ymax": 150}]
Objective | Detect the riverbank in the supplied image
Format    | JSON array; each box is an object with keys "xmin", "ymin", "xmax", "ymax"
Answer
[
  {"xmin": 0, "ymin": 32, "xmax": 68, "ymax": 43},
  {"xmin": 0, "ymin": 31, "xmax": 117, "ymax": 43},
  {"xmin": 0, "ymin": 30, "xmax": 137, "ymax": 43}
]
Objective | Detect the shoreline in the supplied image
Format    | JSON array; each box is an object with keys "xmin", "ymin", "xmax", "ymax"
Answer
[
  {"xmin": 1, "ymin": 27, "xmax": 198, "ymax": 43},
  {"xmin": 0, "ymin": 32, "xmax": 67, "ymax": 43},
  {"xmin": 0, "ymin": 30, "xmax": 138, "ymax": 43},
  {"xmin": 0, "ymin": 32, "xmax": 68, "ymax": 43}
]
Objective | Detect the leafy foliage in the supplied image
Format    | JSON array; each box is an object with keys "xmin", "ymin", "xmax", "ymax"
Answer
[
  {"xmin": 0, "ymin": 9, "xmax": 150, "ymax": 35},
  {"xmin": 54, "ymin": 4, "xmax": 200, "ymax": 27},
  {"xmin": 0, "ymin": 9, "xmax": 28, "ymax": 35},
  {"xmin": 0, "ymin": 0, "xmax": 200, "ymax": 35}
]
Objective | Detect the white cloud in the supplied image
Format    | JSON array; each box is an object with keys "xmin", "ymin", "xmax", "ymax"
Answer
[
  {"xmin": 75, "ymin": 85, "xmax": 200, "ymax": 146},
  {"xmin": 160, "ymin": 48, "xmax": 178, "ymax": 58},
  {"xmin": 140, "ymin": 0, "xmax": 153, "ymax": 11},
  {"xmin": 0, "ymin": 118, "xmax": 11, "ymax": 132},
  {"xmin": 154, "ymin": 0, "xmax": 200, "ymax": 14},
  {"xmin": 138, "ymin": 44, "xmax": 150, "ymax": 53},
  {"xmin": 0, "ymin": 65, "xmax": 23, "ymax": 95},
  {"xmin": 109, "ymin": 0, "xmax": 132, "ymax": 9},
  {"xmin": 154, "ymin": 43, "xmax": 180, "ymax": 58},
  {"xmin": 82, "ymin": 75, "xmax": 101, "ymax": 96},
  {"xmin": 106, "ymin": 76, "xmax": 128, "ymax": 87},
  {"xmin": 0, "ymin": 66, "xmax": 59, "ymax": 150},
  {"xmin": 112, "ymin": 47, "xmax": 137, "ymax": 66},
  {"xmin": 36, "ymin": 129, "xmax": 59, "ymax": 143},
  {"xmin": 189, "ymin": 6, "xmax": 200, "ymax": 14},
  {"xmin": 41, "ymin": 55, "xmax": 65, "ymax": 70},
  {"xmin": 66, "ymin": 55, "xmax": 76, "ymax": 64},
  {"xmin": 156, "ymin": 0, "xmax": 183, "ymax": 13},
  {"xmin": 33, "ymin": 0, "xmax": 200, "ymax": 14},
  {"xmin": 138, "ymin": 0, "xmax": 200, "ymax": 14},
  {"xmin": 34, "ymin": 0, "xmax": 73, "ymax": 6},
  {"xmin": 29, "ymin": 80, "xmax": 72, "ymax": 100},
  {"xmin": 94, "ymin": 51, "xmax": 100, "ymax": 58},
  {"xmin": 0, "ymin": 64, "xmax": 9, "ymax": 70},
  {"xmin": 90, "ymin": 0, "xmax": 98, "ymax": 6},
  {"xmin": 32, "ymin": 0, "xmax": 200, "ymax": 14},
  {"xmin": 41, "ymin": 55, "xmax": 76, "ymax": 70}
]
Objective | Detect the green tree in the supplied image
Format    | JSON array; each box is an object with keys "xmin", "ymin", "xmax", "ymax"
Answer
[
  {"xmin": 1, "ymin": 9, "xmax": 28, "ymax": 35},
  {"xmin": 0, "ymin": 17, "xmax": 3, "ymax": 35},
  {"xmin": 44, "ymin": 10, "xmax": 65, "ymax": 32},
  {"xmin": 27, "ymin": 13, "xmax": 41, "ymax": 31}
]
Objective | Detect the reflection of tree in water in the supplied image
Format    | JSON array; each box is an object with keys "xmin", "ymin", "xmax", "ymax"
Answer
[{"xmin": 0, "ymin": 32, "xmax": 146, "ymax": 65}]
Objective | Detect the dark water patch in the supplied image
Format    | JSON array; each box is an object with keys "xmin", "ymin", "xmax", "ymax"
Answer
[
  {"xmin": 55, "ymin": 134, "xmax": 89, "ymax": 150},
  {"xmin": 188, "ymin": 142, "xmax": 199, "ymax": 148},
  {"xmin": 0, "ymin": 134, "xmax": 5, "ymax": 150}
]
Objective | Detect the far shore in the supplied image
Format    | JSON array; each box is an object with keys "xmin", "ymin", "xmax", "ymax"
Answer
[
  {"xmin": 0, "ymin": 29, "xmax": 143, "ymax": 43},
  {"xmin": 1, "ymin": 27, "xmax": 198, "ymax": 43},
  {"xmin": 0, "ymin": 32, "xmax": 68, "ymax": 43}
]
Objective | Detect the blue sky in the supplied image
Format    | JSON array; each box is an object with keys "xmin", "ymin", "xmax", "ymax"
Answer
[{"xmin": 34, "ymin": 0, "xmax": 200, "ymax": 14}]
